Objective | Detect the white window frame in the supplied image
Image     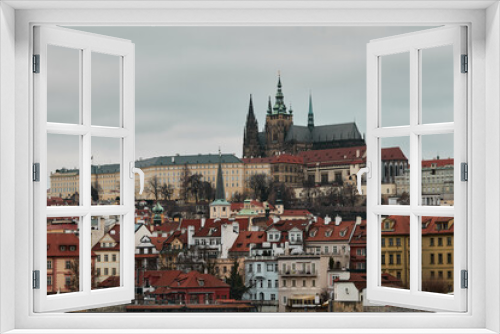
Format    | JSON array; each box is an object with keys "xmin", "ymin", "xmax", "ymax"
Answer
[
  {"xmin": 0, "ymin": 2, "xmax": 498, "ymax": 334},
  {"xmin": 366, "ymin": 26, "xmax": 467, "ymax": 312}
]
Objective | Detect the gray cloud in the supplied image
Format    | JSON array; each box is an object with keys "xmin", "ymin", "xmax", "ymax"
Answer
[{"xmin": 49, "ymin": 26, "xmax": 453, "ymax": 173}]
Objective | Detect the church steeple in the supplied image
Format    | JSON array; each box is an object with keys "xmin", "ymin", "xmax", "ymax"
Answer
[
  {"xmin": 308, "ymin": 92, "xmax": 314, "ymax": 130},
  {"xmin": 214, "ymin": 149, "xmax": 226, "ymax": 201},
  {"xmin": 243, "ymin": 94, "xmax": 261, "ymax": 158},
  {"xmin": 267, "ymin": 96, "xmax": 272, "ymax": 115},
  {"xmin": 273, "ymin": 73, "xmax": 287, "ymax": 114}
]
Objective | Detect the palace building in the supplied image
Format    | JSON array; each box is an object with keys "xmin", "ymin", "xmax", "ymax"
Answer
[{"xmin": 243, "ymin": 75, "xmax": 365, "ymax": 158}]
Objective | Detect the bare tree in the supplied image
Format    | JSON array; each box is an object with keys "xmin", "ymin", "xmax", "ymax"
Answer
[
  {"xmin": 179, "ymin": 164, "xmax": 191, "ymax": 201},
  {"xmin": 248, "ymin": 173, "xmax": 273, "ymax": 201},
  {"xmin": 231, "ymin": 190, "xmax": 250, "ymax": 202},
  {"xmin": 422, "ymin": 278, "xmax": 449, "ymax": 294},
  {"xmin": 187, "ymin": 174, "xmax": 203, "ymax": 203},
  {"xmin": 199, "ymin": 181, "xmax": 214, "ymax": 201},
  {"xmin": 398, "ymin": 191, "xmax": 410, "ymax": 205},
  {"xmin": 301, "ymin": 178, "xmax": 319, "ymax": 209},
  {"xmin": 91, "ymin": 180, "xmax": 102, "ymax": 203},
  {"xmin": 147, "ymin": 175, "xmax": 161, "ymax": 201},
  {"xmin": 160, "ymin": 183, "xmax": 174, "ymax": 201}
]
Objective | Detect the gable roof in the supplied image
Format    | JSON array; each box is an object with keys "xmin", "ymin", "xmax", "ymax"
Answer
[
  {"xmin": 229, "ymin": 231, "xmax": 266, "ymax": 253},
  {"xmin": 47, "ymin": 233, "xmax": 79, "ymax": 257},
  {"xmin": 306, "ymin": 221, "xmax": 357, "ymax": 242},
  {"xmin": 381, "ymin": 216, "xmax": 410, "ymax": 235},
  {"xmin": 421, "ymin": 216, "xmax": 454, "ymax": 235}
]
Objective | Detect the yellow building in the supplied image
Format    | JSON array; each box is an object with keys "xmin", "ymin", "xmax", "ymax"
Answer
[
  {"xmin": 92, "ymin": 224, "xmax": 120, "ymax": 286},
  {"xmin": 421, "ymin": 217, "xmax": 454, "ymax": 293},
  {"xmin": 381, "ymin": 216, "xmax": 411, "ymax": 289}
]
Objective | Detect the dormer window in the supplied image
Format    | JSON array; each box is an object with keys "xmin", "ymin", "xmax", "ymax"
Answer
[{"xmin": 59, "ymin": 245, "xmax": 66, "ymax": 251}]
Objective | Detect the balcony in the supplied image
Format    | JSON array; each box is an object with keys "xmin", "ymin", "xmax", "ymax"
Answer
[{"xmin": 279, "ymin": 269, "xmax": 317, "ymax": 277}]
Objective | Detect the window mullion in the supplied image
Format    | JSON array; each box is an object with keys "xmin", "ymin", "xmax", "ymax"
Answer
[
  {"xmin": 409, "ymin": 47, "xmax": 421, "ymax": 294},
  {"xmin": 81, "ymin": 47, "xmax": 92, "ymax": 293}
]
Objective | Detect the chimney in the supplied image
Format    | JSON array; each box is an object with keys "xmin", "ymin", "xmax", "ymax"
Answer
[
  {"xmin": 335, "ymin": 215, "xmax": 342, "ymax": 226},
  {"xmin": 201, "ymin": 217, "xmax": 206, "ymax": 229},
  {"xmin": 356, "ymin": 216, "xmax": 362, "ymax": 225},
  {"xmin": 187, "ymin": 225, "xmax": 195, "ymax": 246},
  {"xmin": 324, "ymin": 215, "xmax": 331, "ymax": 225}
]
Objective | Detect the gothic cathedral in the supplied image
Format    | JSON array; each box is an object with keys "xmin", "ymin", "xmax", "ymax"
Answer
[{"xmin": 243, "ymin": 75, "xmax": 365, "ymax": 158}]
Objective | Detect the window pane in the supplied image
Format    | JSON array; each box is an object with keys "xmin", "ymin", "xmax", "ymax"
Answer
[
  {"xmin": 92, "ymin": 52, "xmax": 121, "ymax": 127},
  {"xmin": 47, "ymin": 134, "xmax": 80, "ymax": 206},
  {"xmin": 91, "ymin": 137, "xmax": 121, "ymax": 205},
  {"xmin": 92, "ymin": 215, "xmax": 121, "ymax": 290},
  {"xmin": 47, "ymin": 217, "xmax": 81, "ymax": 294},
  {"xmin": 421, "ymin": 133, "xmax": 454, "ymax": 206},
  {"xmin": 421, "ymin": 216, "xmax": 454, "ymax": 294},
  {"xmin": 381, "ymin": 137, "xmax": 409, "ymax": 205},
  {"xmin": 421, "ymin": 45, "xmax": 454, "ymax": 124},
  {"xmin": 381, "ymin": 52, "xmax": 410, "ymax": 127},
  {"xmin": 47, "ymin": 45, "xmax": 81, "ymax": 124},
  {"xmin": 381, "ymin": 215, "xmax": 410, "ymax": 289}
]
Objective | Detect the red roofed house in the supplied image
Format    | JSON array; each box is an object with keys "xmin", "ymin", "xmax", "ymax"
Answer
[
  {"xmin": 93, "ymin": 224, "xmax": 121, "ymax": 287},
  {"xmin": 305, "ymin": 216, "xmax": 360, "ymax": 271},
  {"xmin": 150, "ymin": 270, "xmax": 230, "ymax": 305},
  {"xmin": 47, "ymin": 232, "xmax": 95, "ymax": 294},
  {"xmin": 349, "ymin": 218, "xmax": 367, "ymax": 272}
]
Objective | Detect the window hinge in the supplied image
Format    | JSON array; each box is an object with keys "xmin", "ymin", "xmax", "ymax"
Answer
[
  {"xmin": 33, "ymin": 270, "xmax": 40, "ymax": 289},
  {"xmin": 33, "ymin": 54, "xmax": 40, "ymax": 73},
  {"xmin": 461, "ymin": 270, "xmax": 468, "ymax": 289},
  {"xmin": 461, "ymin": 54, "xmax": 468, "ymax": 73},
  {"xmin": 461, "ymin": 162, "xmax": 468, "ymax": 181},
  {"xmin": 33, "ymin": 163, "xmax": 40, "ymax": 182}
]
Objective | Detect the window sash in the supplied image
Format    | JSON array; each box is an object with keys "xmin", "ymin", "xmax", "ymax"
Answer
[
  {"xmin": 366, "ymin": 26, "xmax": 468, "ymax": 312},
  {"xmin": 33, "ymin": 25, "xmax": 136, "ymax": 312}
]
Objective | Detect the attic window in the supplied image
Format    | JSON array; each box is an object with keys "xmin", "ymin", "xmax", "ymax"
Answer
[
  {"xmin": 198, "ymin": 280, "xmax": 204, "ymax": 286},
  {"xmin": 309, "ymin": 230, "xmax": 317, "ymax": 237},
  {"xmin": 59, "ymin": 246, "xmax": 66, "ymax": 251},
  {"xmin": 325, "ymin": 230, "xmax": 333, "ymax": 237}
]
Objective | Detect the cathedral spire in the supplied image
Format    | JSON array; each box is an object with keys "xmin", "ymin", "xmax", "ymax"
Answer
[
  {"xmin": 273, "ymin": 72, "xmax": 287, "ymax": 114},
  {"xmin": 308, "ymin": 92, "xmax": 314, "ymax": 130},
  {"xmin": 267, "ymin": 96, "xmax": 272, "ymax": 115},
  {"xmin": 248, "ymin": 94, "xmax": 255, "ymax": 117}
]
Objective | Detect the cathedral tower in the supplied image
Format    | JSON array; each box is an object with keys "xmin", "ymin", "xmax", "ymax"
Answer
[
  {"xmin": 242, "ymin": 95, "xmax": 262, "ymax": 158},
  {"xmin": 264, "ymin": 75, "xmax": 294, "ymax": 156}
]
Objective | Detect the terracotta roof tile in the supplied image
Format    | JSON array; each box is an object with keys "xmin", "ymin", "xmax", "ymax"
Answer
[{"xmin": 47, "ymin": 233, "xmax": 79, "ymax": 257}]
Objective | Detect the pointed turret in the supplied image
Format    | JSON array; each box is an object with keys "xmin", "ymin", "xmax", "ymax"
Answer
[
  {"xmin": 267, "ymin": 96, "xmax": 272, "ymax": 115},
  {"xmin": 243, "ymin": 94, "xmax": 261, "ymax": 158},
  {"xmin": 273, "ymin": 73, "xmax": 287, "ymax": 114},
  {"xmin": 214, "ymin": 150, "xmax": 226, "ymax": 201},
  {"xmin": 308, "ymin": 92, "xmax": 314, "ymax": 130},
  {"xmin": 210, "ymin": 149, "xmax": 231, "ymax": 219}
]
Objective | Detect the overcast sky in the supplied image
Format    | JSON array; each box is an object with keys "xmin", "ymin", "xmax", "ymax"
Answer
[{"xmin": 48, "ymin": 26, "xmax": 454, "ymax": 174}]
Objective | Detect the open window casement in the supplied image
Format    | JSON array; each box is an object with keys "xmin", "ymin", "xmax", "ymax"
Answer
[
  {"xmin": 33, "ymin": 26, "xmax": 138, "ymax": 312},
  {"xmin": 365, "ymin": 26, "xmax": 467, "ymax": 312}
]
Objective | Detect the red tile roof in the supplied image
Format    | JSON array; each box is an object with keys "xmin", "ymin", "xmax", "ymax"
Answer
[
  {"xmin": 422, "ymin": 158, "xmax": 454, "ymax": 168},
  {"xmin": 282, "ymin": 209, "xmax": 312, "ymax": 217},
  {"xmin": 47, "ymin": 233, "xmax": 80, "ymax": 257},
  {"xmin": 271, "ymin": 154, "xmax": 304, "ymax": 164},
  {"xmin": 149, "ymin": 270, "xmax": 229, "ymax": 294},
  {"xmin": 306, "ymin": 221, "xmax": 356, "ymax": 242},
  {"xmin": 381, "ymin": 215, "xmax": 410, "ymax": 235},
  {"xmin": 97, "ymin": 276, "xmax": 120, "ymax": 288},
  {"xmin": 229, "ymin": 231, "xmax": 266, "ymax": 252},
  {"xmin": 421, "ymin": 216, "xmax": 454, "ymax": 235},
  {"xmin": 150, "ymin": 236, "xmax": 169, "ymax": 251},
  {"xmin": 381, "ymin": 147, "xmax": 407, "ymax": 161},
  {"xmin": 193, "ymin": 218, "xmax": 250, "ymax": 238},
  {"xmin": 108, "ymin": 225, "xmax": 120, "ymax": 242},
  {"xmin": 298, "ymin": 146, "xmax": 407, "ymax": 167},
  {"xmin": 47, "ymin": 223, "xmax": 78, "ymax": 232}
]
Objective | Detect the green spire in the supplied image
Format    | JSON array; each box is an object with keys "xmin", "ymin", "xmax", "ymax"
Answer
[
  {"xmin": 273, "ymin": 72, "xmax": 287, "ymax": 114},
  {"xmin": 267, "ymin": 96, "xmax": 272, "ymax": 115},
  {"xmin": 308, "ymin": 92, "xmax": 314, "ymax": 129}
]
